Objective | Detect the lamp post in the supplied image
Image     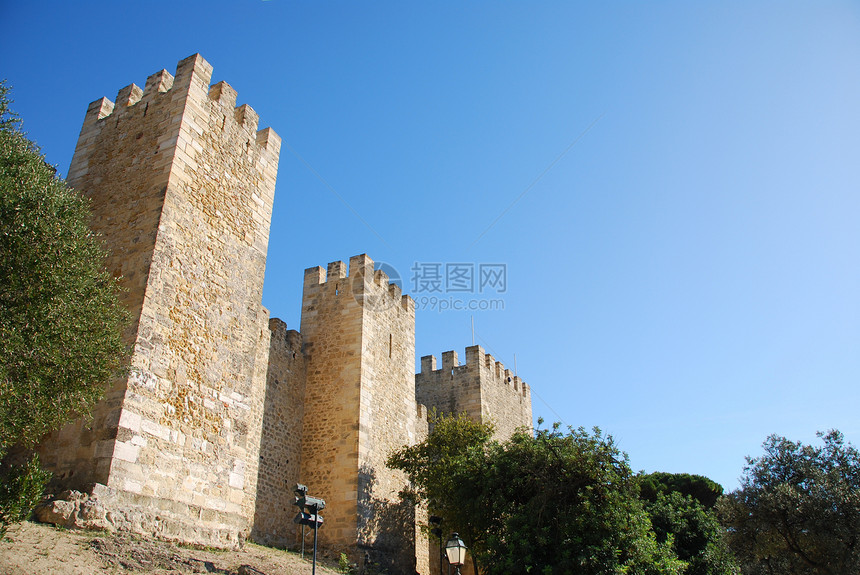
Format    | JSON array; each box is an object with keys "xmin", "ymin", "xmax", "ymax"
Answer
[{"xmin": 445, "ymin": 533, "xmax": 467, "ymax": 575}]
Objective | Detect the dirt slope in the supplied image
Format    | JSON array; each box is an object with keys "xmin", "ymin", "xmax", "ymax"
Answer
[{"xmin": 0, "ymin": 521, "xmax": 342, "ymax": 575}]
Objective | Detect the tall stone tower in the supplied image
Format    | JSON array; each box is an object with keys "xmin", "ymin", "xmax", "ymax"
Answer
[
  {"xmin": 299, "ymin": 254, "xmax": 429, "ymax": 572},
  {"xmin": 416, "ymin": 345, "xmax": 532, "ymax": 440},
  {"xmin": 35, "ymin": 54, "xmax": 281, "ymax": 547}
]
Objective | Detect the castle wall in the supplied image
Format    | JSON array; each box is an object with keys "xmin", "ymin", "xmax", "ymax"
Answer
[
  {"xmin": 27, "ymin": 50, "xmax": 536, "ymax": 571},
  {"xmin": 298, "ymin": 260, "xmax": 364, "ymax": 551},
  {"xmin": 299, "ymin": 254, "xmax": 428, "ymax": 572},
  {"xmin": 416, "ymin": 345, "xmax": 532, "ymax": 440},
  {"xmin": 252, "ymin": 318, "xmax": 307, "ymax": 547},
  {"xmin": 355, "ymin": 258, "xmax": 423, "ymax": 571},
  {"xmin": 36, "ymin": 66, "xmax": 183, "ymax": 491},
  {"xmin": 36, "ymin": 54, "xmax": 281, "ymax": 547}
]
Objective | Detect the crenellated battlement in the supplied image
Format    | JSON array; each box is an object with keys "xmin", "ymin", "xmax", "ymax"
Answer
[
  {"xmin": 302, "ymin": 253, "xmax": 375, "ymax": 285},
  {"xmin": 419, "ymin": 345, "xmax": 529, "ymax": 398},
  {"xmin": 77, "ymin": 54, "xmax": 279, "ymax": 155},
  {"xmin": 416, "ymin": 344, "xmax": 533, "ymax": 440},
  {"xmin": 303, "ymin": 254, "xmax": 413, "ymax": 312},
  {"xmin": 67, "ymin": 53, "xmax": 281, "ymax": 260},
  {"xmin": 79, "ymin": 57, "xmax": 192, "ymax": 125}
]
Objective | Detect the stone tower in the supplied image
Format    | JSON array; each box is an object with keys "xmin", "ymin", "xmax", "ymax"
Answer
[
  {"xmin": 35, "ymin": 54, "xmax": 281, "ymax": 547},
  {"xmin": 299, "ymin": 254, "xmax": 429, "ymax": 572},
  {"xmin": 416, "ymin": 345, "xmax": 532, "ymax": 440}
]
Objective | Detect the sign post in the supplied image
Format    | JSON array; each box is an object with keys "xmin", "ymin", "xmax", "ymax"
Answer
[{"xmin": 293, "ymin": 484, "xmax": 325, "ymax": 575}]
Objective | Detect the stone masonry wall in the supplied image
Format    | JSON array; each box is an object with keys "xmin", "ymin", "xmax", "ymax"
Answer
[
  {"xmin": 416, "ymin": 345, "xmax": 532, "ymax": 440},
  {"xmin": 354, "ymin": 257, "xmax": 424, "ymax": 573},
  {"xmin": 35, "ymin": 64, "xmax": 183, "ymax": 492},
  {"xmin": 252, "ymin": 318, "xmax": 306, "ymax": 547},
  {"xmin": 26, "ymin": 49, "xmax": 536, "ymax": 571},
  {"xmin": 299, "ymin": 259, "xmax": 363, "ymax": 553},
  {"xmin": 36, "ymin": 54, "xmax": 281, "ymax": 547},
  {"xmin": 299, "ymin": 254, "xmax": 428, "ymax": 573}
]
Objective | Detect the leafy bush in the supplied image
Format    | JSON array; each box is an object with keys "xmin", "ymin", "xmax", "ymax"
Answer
[{"xmin": 0, "ymin": 455, "xmax": 50, "ymax": 537}]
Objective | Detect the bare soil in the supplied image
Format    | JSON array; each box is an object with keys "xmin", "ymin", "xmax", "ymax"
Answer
[{"xmin": 0, "ymin": 521, "xmax": 341, "ymax": 575}]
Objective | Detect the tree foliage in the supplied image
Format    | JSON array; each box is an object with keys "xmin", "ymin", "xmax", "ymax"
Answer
[
  {"xmin": 639, "ymin": 472, "xmax": 724, "ymax": 509},
  {"xmin": 480, "ymin": 422, "xmax": 684, "ymax": 575},
  {"xmin": 389, "ymin": 416, "xmax": 685, "ymax": 575},
  {"xmin": 0, "ymin": 82, "xmax": 128, "ymax": 531},
  {"xmin": 638, "ymin": 471, "xmax": 737, "ymax": 574},
  {"xmin": 718, "ymin": 430, "xmax": 860, "ymax": 575},
  {"xmin": 387, "ymin": 412, "xmax": 496, "ymax": 572},
  {"xmin": 646, "ymin": 492, "xmax": 738, "ymax": 575}
]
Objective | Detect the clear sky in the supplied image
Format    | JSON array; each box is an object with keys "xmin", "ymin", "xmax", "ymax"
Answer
[{"xmin": 2, "ymin": 0, "xmax": 859, "ymax": 491}]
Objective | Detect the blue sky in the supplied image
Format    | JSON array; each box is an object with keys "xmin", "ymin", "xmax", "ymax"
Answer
[{"xmin": 2, "ymin": 1, "xmax": 859, "ymax": 491}]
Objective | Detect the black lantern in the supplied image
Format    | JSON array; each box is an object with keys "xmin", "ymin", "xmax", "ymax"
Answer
[{"xmin": 445, "ymin": 533, "xmax": 467, "ymax": 569}]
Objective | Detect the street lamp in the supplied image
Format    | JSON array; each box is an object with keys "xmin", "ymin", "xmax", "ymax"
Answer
[{"xmin": 445, "ymin": 533, "xmax": 467, "ymax": 575}]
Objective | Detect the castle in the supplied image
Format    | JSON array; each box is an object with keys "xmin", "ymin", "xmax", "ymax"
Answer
[{"xmin": 32, "ymin": 54, "xmax": 532, "ymax": 573}]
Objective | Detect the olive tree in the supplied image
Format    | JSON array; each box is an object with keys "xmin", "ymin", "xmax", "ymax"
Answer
[
  {"xmin": 718, "ymin": 430, "xmax": 860, "ymax": 575},
  {"xmin": 0, "ymin": 83, "xmax": 128, "ymax": 533}
]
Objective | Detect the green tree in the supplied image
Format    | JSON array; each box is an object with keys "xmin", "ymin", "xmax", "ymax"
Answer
[
  {"xmin": 639, "ymin": 472, "xmax": 724, "ymax": 509},
  {"xmin": 718, "ymin": 430, "xmax": 860, "ymax": 575},
  {"xmin": 0, "ymin": 82, "xmax": 128, "ymax": 534},
  {"xmin": 387, "ymin": 412, "xmax": 497, "ymax": 573},
  {"xmin": 480, "ymin": 422, "xmax": 683, "ymax": 575},
  {"xmin": 646, "ymin": 492, "xmax": 738, "ymax": 575},
  {"xmin": 389, "ymin": 416, "xmax": 685, "ymax": 575},
  {"xmin": 638, "ymin": 472, "xmax": 737, "ymax": 575}
]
